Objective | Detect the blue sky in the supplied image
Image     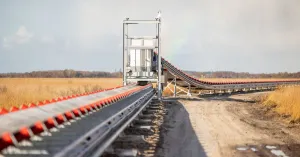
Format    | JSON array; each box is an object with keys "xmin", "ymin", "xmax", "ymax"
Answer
[{"xmin": 1, "ymin": 0, "xmax": 300, "ymax": 73}]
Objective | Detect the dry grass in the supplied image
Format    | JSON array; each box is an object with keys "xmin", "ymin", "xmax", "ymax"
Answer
[
  {"xmin": 0, "ymin": 78, "xmax": 122, "ymax": 109},
  {"xmin": 263, "ymin": 86, "xmax": 300, "ymax": 122}
]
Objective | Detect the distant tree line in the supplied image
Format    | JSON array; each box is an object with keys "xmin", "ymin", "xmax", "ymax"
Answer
[
  {"xmin": 0, "ymin": 69, "xmax": 122, "ymax": 78},
  {"xmin": 185, "ymin": 71, "xmax": 300, "ymax": 78},
  {"xmin": 1, "ymin": 69, "xmax": 299, "ymax": 78}
]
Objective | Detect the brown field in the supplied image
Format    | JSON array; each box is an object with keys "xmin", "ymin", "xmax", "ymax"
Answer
[
  {"xmin": 263, "ymin": 86, "xmax": 300, "ymax": 122},
  {"xmin": 0, "ymin": 78, "xmax": 122, "ymax": 109}
]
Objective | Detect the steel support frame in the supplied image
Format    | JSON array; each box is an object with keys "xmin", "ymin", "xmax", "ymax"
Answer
[
  {"xmin": 165, "ymin": 74, "xmax": 192, "ymax": 97},
  {"xmin": 122, "ymin": 17, "xmax": 162, "ymax": 100}
]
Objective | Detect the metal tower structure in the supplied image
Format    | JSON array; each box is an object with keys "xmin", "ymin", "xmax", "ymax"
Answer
[{"xmin": 122, "ymin": 12, "xmax": 162, "ymax": 99}]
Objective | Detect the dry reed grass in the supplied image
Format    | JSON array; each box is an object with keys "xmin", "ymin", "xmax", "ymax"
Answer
[
  {"xmin": 0, "ymin": 78, "xmax": 122, "ymax": 109},
  {"xmin": 263, "ymin": 86, "xmax": 300, "ymax": 122}
]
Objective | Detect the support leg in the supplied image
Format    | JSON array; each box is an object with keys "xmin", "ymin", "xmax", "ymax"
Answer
[
  {"xmin": 174, "ymin": 77, "xmax": 177, "ymax": 97},
  {"xmin": 187, "ymin": 83, "xmax": 192, "ymax": 97}
]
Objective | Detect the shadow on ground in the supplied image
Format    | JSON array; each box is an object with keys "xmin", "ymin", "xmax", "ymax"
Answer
[{"xmin": 155, "ymin": 100, "xmax": 207, "ymax": 157}]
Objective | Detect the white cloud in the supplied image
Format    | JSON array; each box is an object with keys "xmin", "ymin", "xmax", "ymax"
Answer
[{"xmin": 3, "ymin": 26, "xmax": 33, "ymax": 48}]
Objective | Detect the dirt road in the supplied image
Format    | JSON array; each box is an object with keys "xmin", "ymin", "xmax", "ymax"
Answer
[{"xmin": 157, "ymin": 92, "xmax": 300, "ymax": 157}]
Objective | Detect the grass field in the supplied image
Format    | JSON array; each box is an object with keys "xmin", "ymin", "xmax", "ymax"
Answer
[
  {"xmin": 263, "ymin": 86, "xmax": 300, "ymax": 122},
  {"xmin": 0, "ymin": 78, "xmax": 122, "ymax": 109}
]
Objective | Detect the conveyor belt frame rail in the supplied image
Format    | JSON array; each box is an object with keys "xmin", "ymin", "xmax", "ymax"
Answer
[{"xmin": 55, "ymin": 88, "xmax": 155, "ymax": 157}]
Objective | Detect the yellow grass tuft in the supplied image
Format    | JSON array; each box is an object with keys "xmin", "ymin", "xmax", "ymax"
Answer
[
  {"xmin": 264, "ymin": 86, "xmax": 300, "ymax": 121},
  {"xmin": 0, "ymin": 78, "xmax": 122, "ymax": 109}
]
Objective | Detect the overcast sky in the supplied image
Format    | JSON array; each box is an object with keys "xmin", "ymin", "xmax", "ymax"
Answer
[{"xmin": 0, "ymin": 0, "xmax": 300, "ymax": 73}]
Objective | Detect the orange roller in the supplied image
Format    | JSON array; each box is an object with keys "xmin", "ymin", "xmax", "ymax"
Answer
[
  {"xmin": 96, "ymin": 102, "xmax": 102, "ymax": 108},
  {"xmin": 111, "ymin": 97, "xmax": 115, "ymax": 103},
  {"xmin": 28, "ymin": 103, "xmax": 36, "ymax": 108},
  {"xmin": 34, "ymin": 121, "xmax": 44, "ymax": 130},
  {"xmin": 90, "ymin": 104, "xmax": 96, "ymax": 109},
  {"xmin": 56, "ymin": 114, "xmax": 65, "ymax": 122},
  {"xmin": 30, "ymin": 121, "xmax": 44, "ymax": 134},
  {"xmin": 20, "ymin": 104, "xmax": 28, "ymax": 110},
  {"xmin": 85, "ymin": 105, "xmax": 92, "ymax": 112},
  {"xmin": 72, "ymin": 109, "xmax": 80, "ymax": 117},
  {"xmin": 108, "ymin": 98, "xmax": 113, "ymax": 104},
  {"xmin": 46, "ymin": 118, "xmax": 56, "ymax": 126},
  {"xmin": 44, "ymin": 100, "xmax": 51, "ymax": 104},
  {"xmin": 38, "ymin": 101, "xmax": 45, "ymax": 106},
  {"xmin": 44, "ymin": 118, "xmax": 55, "ymax": 129},
  {"xmin": 95, "ymin": 101, "xmax": 102, "ymax": 107},
  {"xmin": 1, "ymin": 132, "xmax": 13, "ymax": 144},
  {"xmin": 65, "ymin": 111, "xmax": 73, "ymax": 119},
  {"xmin": 100, "ymin": 100, "xmax": 106, "ymax": 106},
  {"xmin": 31, "ymin": 121, "xmax": 44, "ymax": 134},
  {"xmin": 79, "ymin": 107, "xmax": 86, "ymax": 114},
  {"xmin": 19, "ymin": 127, "xmax": 30, "ymax": 138},
  {"xmin": 51, "ymin": 98, "xmax": 57, "ymax": 103},
  {"xmin": 0, "ymin": 108, "xmax": 8, "ymax": 115},
  {"xmin": 10, "ymin": 106, "xmax": 19, "ymax": 112},
  {"xmin": 102, "ymin": 99, "xmax": 108, "ymax": 105},
  {"xmin": 102, "ymin": 99, "xmax": 107, "ymax": 105}
]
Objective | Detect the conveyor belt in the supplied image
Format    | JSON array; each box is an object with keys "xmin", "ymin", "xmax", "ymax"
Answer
[
  {"xmin": 161, "ymin": 56, "xmax": 300, "ymax": 90},
  {"xmin": 0, "ymin": 85, "xmax": 153, "ymax": 156},
  {"xmin": 1, "ymin": 85, "xmax": 154, "ymax": 157}
]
